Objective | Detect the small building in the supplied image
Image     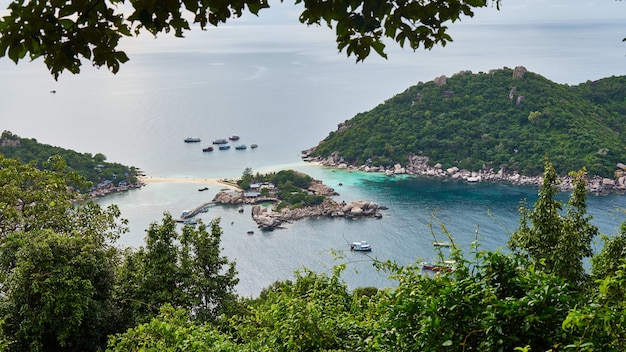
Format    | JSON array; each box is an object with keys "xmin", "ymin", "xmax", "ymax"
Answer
[{"xmin": 244, "ymin": 191, "xmax": 261, "ymax": 198}]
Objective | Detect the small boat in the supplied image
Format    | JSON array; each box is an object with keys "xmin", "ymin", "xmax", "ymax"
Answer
[
  {"xmin": 350, "ymin": 241, "xmax": 372, "ymax": 252},
  {"xmin": 433, "ymin": 241, "xmax": 452, "ymax": 248},
  {"xmin": 212, "ymin": 138, "xmax": 228, "ymax": 144},
  {"xmin": 421, "ymin": 261, "xmax": 455, "ymax": 273},
  {"xmin": 235, "ymin": 144, "xmax": 247, "ymax": 150},
  {"xmin": 198, "ymin": 187, "xmax": 208, "ymax": 192},
  {"xmin": 250, "ymin": 143, "xmax": 258, "ymax": 148},
  {"xmin": 184, "ymin": 137, "xmax": 201, "ymax": 143},
  {"xmin": 183, "ymin": 218, "xmax": 199, "ymax": 225},
  {"xmin": 202, "ymin": 146, "xmax": 213, "ymax": 152},
  {"xmin": 229, "ymin": 134, "xmax": 240, "ymax": 141},
  {"xmin": 247, "ymin": 230, "xmax": 254, "ymax": 235},
  {"xmin": 219, "ymin": 145, "xmax": 230, "ymax": 150},
  {"xmin": 238, "ymin": 207, "xmax": 244, "ymax": 213}
]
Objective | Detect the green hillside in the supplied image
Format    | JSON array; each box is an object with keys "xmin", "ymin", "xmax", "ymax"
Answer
[
  {"xmin": 0, "ymin": 130, "xmax": 139, "ymax": 191},
  {"xmin": 308, "ymin": 67, "xmax": 626, "ymax": 178}
]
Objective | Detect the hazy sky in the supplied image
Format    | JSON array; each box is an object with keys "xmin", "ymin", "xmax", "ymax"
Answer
[
  {"xmin": 0, "ymin": 0, "xmax": 624, "ymax": 83},
  {"xmin": 2, "ymin": 0, "xmax": 623, "ymax": 53}
]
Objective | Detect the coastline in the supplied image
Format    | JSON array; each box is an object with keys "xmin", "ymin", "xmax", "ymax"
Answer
[
  {"xmin": 138, "ymin": 176, "xmax": 240, "ymax": 190},
  {"xmin": 301, "ymin": 152, "xmax": 626, "ymax": 194}
]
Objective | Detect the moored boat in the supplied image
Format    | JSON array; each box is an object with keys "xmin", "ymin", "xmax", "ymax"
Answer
[
  {"xmin": 350, "ymin": 241, "xmax": 372, "ymax": 251},
  {"xmin": 184, "ymin": 137, "xmax": 201, "ymax": 143},
  {"xmin": 433, "ymin": 241, "xmax": 452, "ymax": 247},
  {"xmin": 219, "ymin": 145, "xmax": 230, "ymax": 150},
  {"xmin": 229, "ymin": 134, "xmax": 240, "ymax": 141},
  {"xmin": 421, "ymin": 261, "xmax": 456, "ymax": 273},
  {"xmin": 183, "ymin": 218, "xmax": 199, "ymax": 225},
  {"xmin": 235, "ymin": 144, "xmax": 247, "ymax": 150},
  {"xmin": 202, "ymin": 146, "xmax": 214, "ymax": 152},
  {"xmin": 212, "ymin": 138, "xmax": 228, "ymax": 144},
  {"xmin": 250, "ymin": 143, "xmax": 258, "ymax": 148}
]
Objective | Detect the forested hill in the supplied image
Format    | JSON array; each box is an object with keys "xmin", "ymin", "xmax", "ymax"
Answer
[
  {"xmin": 308, "ymin": 67, "xmax": 626, "ymax": 178},
  {"xmin": 0, "ymin": 130, "xmax": 139, "ymax": 191}
]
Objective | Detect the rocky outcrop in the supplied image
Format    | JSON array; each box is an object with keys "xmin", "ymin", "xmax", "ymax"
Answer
[
  {"xmin": 213, "ymin": 182, "xmax": 384, "ymax": 230},
  {"xmin": 247, "ymin": 199, "xmax": 383, "ymax": 230},
  {"xmin": 303, "ymin": 151, "xmax": 626, "ymax": 194},
  {"xmin": 307, "ymin": 179, "xmax": 338, "ymax": 196},
  {"xmin": 513, "ymin": 66, "xmax": 527, "ymax": 79},
  {"xmin": 0, "ymin": 138, "xmax": 20, "ymax": 147},
  {"xmin": 433, "ymin": 75, "xmax": 447, "ymax": 86},
  {"xmin": 213, "ymin": 190, "xmax": 245, "ymax": 204}
]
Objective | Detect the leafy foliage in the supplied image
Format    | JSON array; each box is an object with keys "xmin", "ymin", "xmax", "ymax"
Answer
[
  {"xmin": 309, "ymin": 69, "xmax": 626, "ymax": 177},
  {"xmin": 228, "ymin": 266, "xmax": 377, "ymax": 351},
  {"xmin": 3, "ymin": 151, "xmax": 626, "ymax": 351},
  {"xmin": 509, "ymin": 161, "xmax": 598, "ymax": 289},
  {"xmin": 0, "ymin": 156, "xmax": 127, "ymax": 352},
  {"xmin": 107, "ymin": 304, "xmax": 237, "ymax": 352},
  {"xmin": 239, "ymin": 169, "xmax": 324, "ymax": 209},
  {"xmin": 115, "ymin": 214, "xmax": 238, "ymax": 327},
  {"xmin": 376, "ymin": 251, "xmax": 576, "ymax": 351},
  {"xmin": 0, "ymin": 0, "xmax": 498, "ymax": 78},
  {"xmin": 563, "ymin": 260, "xmax": 626, "ymax": 351},
  {"xmin": 0, "ymin": 131, "xmax": 139, "ymax": 192},
  {"xmin": 0, "ymin": 229, "xmax": 120, "ymax": 351}
]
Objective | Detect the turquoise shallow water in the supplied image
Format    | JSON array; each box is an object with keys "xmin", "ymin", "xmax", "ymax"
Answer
[{"xmin": 97, "ymin": 164, "xmax": 626, "ymax": 297}]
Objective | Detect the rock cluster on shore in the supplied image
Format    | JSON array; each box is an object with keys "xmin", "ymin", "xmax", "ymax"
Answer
[
  {"xmin": 302, "ymin": 150, "xmax": 626, "ymax": 194},
  {"xmin": 212, "ymin": 184, "xmax": 384, "ymax": 230}
]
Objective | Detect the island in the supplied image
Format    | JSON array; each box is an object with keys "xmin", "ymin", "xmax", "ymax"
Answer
[
  {"xmin": 212, "ymin": 169, "xmax": 385, "ymax": 230},
  {"xmin": 302, "ymin": 67, "xmax": 626, "ymax": 193}
]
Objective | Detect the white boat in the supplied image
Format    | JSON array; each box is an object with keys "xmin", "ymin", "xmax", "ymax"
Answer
[
  {"xmin": 184, "ymin": 137, "xmax": 201, "ymax": 143},
  {"xmin": 350, "ymin": 241, "xmax": 372, "ymax": 251},
  {"xmin": 250, "ymin": 143, "xmax": 258, "ymax": 148},
  {"xmin": 433, "ymin": 241, "xmax": 452, "ymax": 247}
]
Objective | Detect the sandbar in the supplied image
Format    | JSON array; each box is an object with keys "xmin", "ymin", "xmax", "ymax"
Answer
[{"xmin": 139, "ymin": 176, "xmax": 239, "ymax": 189}]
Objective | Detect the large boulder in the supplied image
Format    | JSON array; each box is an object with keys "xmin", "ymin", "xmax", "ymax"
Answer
[
  {"xmin": 433, "ymin": 75, "xmax": 447, "ymax": 86},
  {"xmin": 513, "ymin": 66, "xmax": 527, "ymax": 78}
]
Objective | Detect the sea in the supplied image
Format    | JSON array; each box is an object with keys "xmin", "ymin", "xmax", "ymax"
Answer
[{"xmin": 1, "ymin": 7, "xmax": 626, "ymax": 297}]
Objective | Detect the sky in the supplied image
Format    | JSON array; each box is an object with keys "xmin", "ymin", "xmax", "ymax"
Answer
[
  {"xmin": 2, "ymin": 0, "xmax": 624, "ymax": 53},
  {"xmin": 0, "ymin": 0, "xmax": 624, "ymax": 84}
]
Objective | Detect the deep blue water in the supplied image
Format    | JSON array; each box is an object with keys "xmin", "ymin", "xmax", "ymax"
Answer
[{"xmin": 1, "ymin": 18, "xmax": 625, "ymax": 296}]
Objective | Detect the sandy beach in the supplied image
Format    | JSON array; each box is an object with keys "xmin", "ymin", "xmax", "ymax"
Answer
[{"xmin": 139, "ymin": 176, "xmax": 240, "ymax": 190}]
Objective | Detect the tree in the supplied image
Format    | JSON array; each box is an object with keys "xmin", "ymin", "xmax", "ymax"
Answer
[
  {"xmin": 228, "ymin": 266, "xmax": 376, "ymax": 351},
  {"xmin": 508, "ymin": 161, "xmax": 598, "ymax": 288},
  {"xmin": 376, "ymin": 251, "xmax": 577, "ymax": 351},
  {"xmin": 563, "ymin": 260, "xmax": 626, "ymax": 351},
  {"xmin": 107, "ymin": 304, "xmax": 237, "ymax": 352},
  {"xmin": 0, "ymin": 156, "xmax": 127, "ymax": 352},
  {"xmin": 115, "ymin": 214, "xmax": 238, "ymax": 326},
  {"xmin": 0, "ymin": 229, "xmax": 121, "ymax": 352},
  {"xmin": 0, "ymin": 0, "xmax": 499, "ymax": 78},
  {"xmin": 591, "ymin": 220, "xmax": 626, "ymax": 295}
]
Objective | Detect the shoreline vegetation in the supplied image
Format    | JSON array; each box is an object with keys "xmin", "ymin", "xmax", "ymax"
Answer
[{"xmin": 209, "ymin": 170, "xmax": 385, "ymax": 230}]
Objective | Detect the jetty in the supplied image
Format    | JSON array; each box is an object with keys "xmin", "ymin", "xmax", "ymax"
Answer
[{"xmin": 179, "ymin": 202, "xmax": 215, "ymax": 221}]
